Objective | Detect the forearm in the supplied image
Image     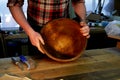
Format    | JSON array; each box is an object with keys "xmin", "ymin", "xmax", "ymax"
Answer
[
  {"xmin": 72, "ymin": 2, "xmax": 90, "ymax": 38},
  {"xmin": 72, "ymin": 2, "xmax": 86, "ymax": 22},
  {"xmin": 8, "ymin": 6, "xmax": 34, "ymax": 36}
]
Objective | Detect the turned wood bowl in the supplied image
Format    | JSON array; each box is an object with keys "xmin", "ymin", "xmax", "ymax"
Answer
[{"xmin": 40, "ymin": 18, "xmax": 87, "ymax": 62}]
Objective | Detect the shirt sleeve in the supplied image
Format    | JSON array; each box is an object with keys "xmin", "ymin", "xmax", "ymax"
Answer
[{"xmin": 7, "ymin": 0, "xmax": 24, "ymax": 7}]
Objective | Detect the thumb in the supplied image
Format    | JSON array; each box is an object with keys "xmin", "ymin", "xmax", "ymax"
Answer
[{"xmin": 37, "ymin": 40, "xmax": 45, "ymax": 54}]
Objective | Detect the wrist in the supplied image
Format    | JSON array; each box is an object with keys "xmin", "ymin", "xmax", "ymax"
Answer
[
  {"xmin": 79, "ymin": 20, "xmax": 88, "ymax": 27},
  {"xmin": 80, "ymin": 19, "xmax": 88, "ymax": 24}
]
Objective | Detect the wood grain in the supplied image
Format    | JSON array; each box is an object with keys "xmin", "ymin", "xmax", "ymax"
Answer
[{"xmin": 0, "ymin": 48, "xmax": 120, "ymax": 80}]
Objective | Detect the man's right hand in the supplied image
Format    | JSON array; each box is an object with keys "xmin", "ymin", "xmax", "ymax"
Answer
[{"xmin": 28, "ymin": 31, "xmax": 45, "ymax": 54}]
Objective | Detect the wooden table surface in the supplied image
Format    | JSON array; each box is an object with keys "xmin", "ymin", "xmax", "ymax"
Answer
[{"xmin": 0, "ymin": 47, "xmax": 120, "ymax": 80}]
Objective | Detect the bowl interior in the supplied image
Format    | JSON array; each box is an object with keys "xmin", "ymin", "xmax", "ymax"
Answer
[{"xmin": 40, "ymin": 18, "xmax": 87, "ymax": 62}]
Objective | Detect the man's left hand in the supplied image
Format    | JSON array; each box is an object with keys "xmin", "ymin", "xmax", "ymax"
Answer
[{"xmin": 79, "ymin": 21, "xmax": 90, "ymax": 38}]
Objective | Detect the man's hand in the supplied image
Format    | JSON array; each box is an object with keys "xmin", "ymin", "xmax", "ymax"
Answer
[
  {"xmin": 29, "ymin": 31, "xmax": 45, "ymax": 54},
  {"xmin": 79, "ymin": 21, "xmax": 90, "ymax": 38}
]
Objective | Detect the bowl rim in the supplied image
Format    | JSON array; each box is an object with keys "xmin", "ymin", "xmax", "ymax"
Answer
[{"xmin": 40, "ymin": 18, "xmax": 87, "ymax": 62}]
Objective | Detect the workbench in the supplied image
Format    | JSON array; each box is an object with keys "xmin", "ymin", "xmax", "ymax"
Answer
[{"xmin": 0, "ymin": 47, "xmax": 120, "ymax": 80}]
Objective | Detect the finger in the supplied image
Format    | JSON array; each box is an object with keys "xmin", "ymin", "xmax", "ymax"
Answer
[
  {"xmin": 37, "ymin": 44, "xmax": 45, "ymax": 54},
  {"xmin": 80, "ymin": 26, "xmax": 90, "ymax": 33},
  {"xmin": 36, "ymin": 40, "xmax": 45, "ymax": 54},
  {"xmin": 82, "ymin": 31, "xmax": 89, "ymax": 36},
  {"xmin": 82, "ymin": 33, "xmax": 90, "ymax": 38},
  {"xmin": 80, "ymin": 27, "xmax": 90, "ymax": 38},
  {"xmin": 39, "ymin": 34, "xmax": 45, "ymax": 45},
  {"xmin": 87, "ymin": 35, "xmax": 90, "ymax": 38},
  {"xmin": 85, "ymin": 34, "xmax": 90, "ymax": 38}
]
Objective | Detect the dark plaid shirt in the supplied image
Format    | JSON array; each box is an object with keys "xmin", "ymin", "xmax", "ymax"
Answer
[{"xmin": 7, "ymin": 0, "xmax": 84, "ymax": 26}]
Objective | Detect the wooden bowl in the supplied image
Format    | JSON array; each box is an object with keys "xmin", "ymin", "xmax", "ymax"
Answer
[{"xmin": 40, "ymin": 18, "xmax": 87, "ymax": 62}]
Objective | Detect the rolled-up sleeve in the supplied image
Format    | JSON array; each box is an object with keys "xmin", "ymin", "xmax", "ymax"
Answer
[{"xmin": 7, "ymin": 0, "xmax": 24, "ymax": 7}]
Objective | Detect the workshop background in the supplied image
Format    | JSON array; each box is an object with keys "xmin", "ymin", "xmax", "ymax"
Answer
[
  {"xmin": 0, "ymin": 0, "xmax": 120, "ymax": 58},
  {"xmin": 1, "ymin": 0, "xmax": 120, "ymax": 80}
]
